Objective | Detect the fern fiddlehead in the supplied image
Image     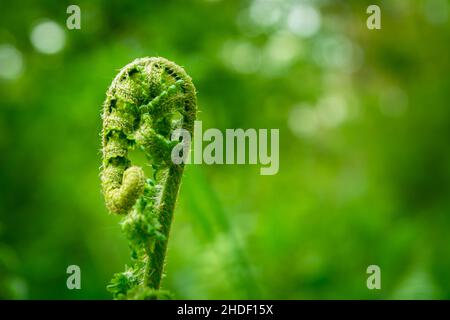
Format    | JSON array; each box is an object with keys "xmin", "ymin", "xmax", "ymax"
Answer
[{"xmin": 100, "ymin": 57, "xmax": 197, "ymax": 299}]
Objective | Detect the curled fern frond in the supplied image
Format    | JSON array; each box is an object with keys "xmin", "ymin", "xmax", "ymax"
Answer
[{"xmin": 100, "ymin": 57, "xmax": 197, "ymax": 299}]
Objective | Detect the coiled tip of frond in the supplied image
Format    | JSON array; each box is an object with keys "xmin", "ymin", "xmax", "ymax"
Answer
[
  {"xmin": 101, "ymin": 56, "xmax": 196, "ymax": 216},
  {"xmin": 102, "ymin": 166, "xmax": 146, "ymax": 215}
]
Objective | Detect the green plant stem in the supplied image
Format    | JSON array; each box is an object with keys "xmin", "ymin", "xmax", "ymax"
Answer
[{"xmin": 145, "ymin": 165, "xmax": 182, "ymax": 289}]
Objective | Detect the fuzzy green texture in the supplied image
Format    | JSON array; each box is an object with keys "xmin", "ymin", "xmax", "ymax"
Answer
[{"xmin": 100, "ymin": 57, "xmax": 197, "ymax": 299}]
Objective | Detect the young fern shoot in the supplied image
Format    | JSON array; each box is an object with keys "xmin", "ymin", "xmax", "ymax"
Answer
[{"xmin": 100, "ymin": 57, "xmax": 197, "ymax": 299}]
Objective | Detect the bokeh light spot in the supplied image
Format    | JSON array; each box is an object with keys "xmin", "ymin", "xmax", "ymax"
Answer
[
  {"xmin": 221, "ymin": 40, "xmax": 261, "ymax": 74},
  {"xmin": 313, "ymin": 35, "xmax": 363, "ymax": 73},
  {"xmin": 30, "ymin": 20, "xmax": 65, "ymax": 54},
  {"xmin": 317, "ymin": 95, "xmax": 348, "ymax": 128},
  {"xmin": 249, "ymin": 0, "xmax": 283, "ymax": 28},
  {"xmin": 289, "ymin": 104, "xmax": 320, "ymax": 138},
  {"xmin": 263, "ymin": 32, "xmax": 302, "ymax": 74},
  {"xmin": 287, "ymin": 4, "xmax": 321, "ymax": 38},
  {"xmin": 0, "ymin": 44, "xmax": 24, "ymax": 80}
]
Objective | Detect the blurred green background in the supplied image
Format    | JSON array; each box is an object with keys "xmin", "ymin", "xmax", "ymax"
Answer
[{"xmin": 1, "ymin": 0, "xmax": 450, "ymax": 299}]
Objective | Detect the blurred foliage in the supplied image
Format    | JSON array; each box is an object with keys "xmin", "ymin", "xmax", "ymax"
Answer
[{"xmin": 0, "ymin": 0, "xmax": 450, "ymax": 299}]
